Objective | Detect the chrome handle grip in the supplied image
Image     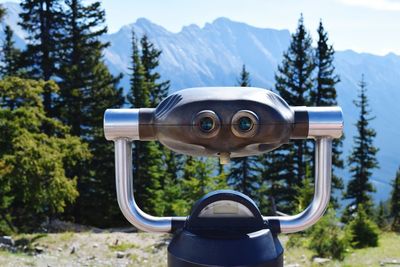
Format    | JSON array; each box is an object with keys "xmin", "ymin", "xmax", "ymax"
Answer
[
  {"xmin": 105, "ymin": 109, "xmax": 185, "ymax": 233},
  {"xmin": 115, "ymin": 139, "xmax": 185, "ymax": 233},
  {"xmin": 264, "ymin": 137, "xmax": 332, "ymax": 233}
]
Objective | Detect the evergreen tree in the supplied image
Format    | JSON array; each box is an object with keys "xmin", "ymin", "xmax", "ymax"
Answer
[
  {"xmin": 19, "ymin": 0, "xmax": 64, "ymax": 115},
  {"xmin": 140, "ymin": 34, "xmax": 170, "ymax": 106},
  {"xmin": 228, "ymin": 65, "xmax": 262, "ymax": 200},
  {"xmin": 343, "ymin": 75, "xmax": 378, "ymax": 220},
  {"xmin": 128, "ymin": 31, "xmax": 165, "ymax": 215},
  {"xmin": 311, "ymin": 20, "xmax": 344, "ymax": 205},
  {"xmin": 375, "ymin": 200, "xmax": 389, "ymax": 229},
  {"xmin": 57, "ymin": 0, "xmax": 124, "ymax": 226},
  {"xmin": 180, "ymin": 157, "xmax": 226, "ymax": 214},
  {"xmin": 0, "ymin": 25, "xmax": 23, "ymax": 77},
  {"xmin": 259, "ymin": 147, "xmax": 295, "ymax": 214},
  {"xmin": 308, "ymin": 208, "xmax": 349, "ymax": 260},
  {"xmin": 347, "ymin": 204, "xmax": 379, "ymax": 248},
  {"xmin": 273, "ymin": 15, "xmax": 315, "ymax": 211},
  {"xmin": 0, "ymin": 77, "xmax": 89, "ymax": 233},
  {"xmin": 139, "ymin": 34, "xmax": 187, "ymax": 216},
  {"xmin": 391, "ymin": 167, "xmax": 400, "ymax": 232}
]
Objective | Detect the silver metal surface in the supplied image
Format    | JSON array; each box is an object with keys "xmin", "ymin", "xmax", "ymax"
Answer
[
  {"xmin": 264, "ymin": 137, "xmax": 332, "ymax": 233},
  {"xmin": 114, "ymin": 139, "xmax": 185, "ymax": 233},
  {"xmin": 307, "ymin": 107, "xmax": 343, "ymax": 139},
  {"xmin": 104, "ymin": 109, "xmax": 140, "ymax": 141}
]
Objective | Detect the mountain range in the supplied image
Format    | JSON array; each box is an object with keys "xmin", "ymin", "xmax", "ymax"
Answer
[{"xmin": 2, "ymin": 2, "xmax": 399, "ymax": 202}]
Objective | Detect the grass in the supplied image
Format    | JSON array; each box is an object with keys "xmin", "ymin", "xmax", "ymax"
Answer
[
  {"xmin": 108, "ymin": 242, "xmax": 138, "ymax": 251},
  {"xmin": 284, "ymin": 231, "xmax": 400, "ymax": 267}
]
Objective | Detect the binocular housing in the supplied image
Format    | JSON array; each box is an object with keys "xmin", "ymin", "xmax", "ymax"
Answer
[{"xmin": 105, "ymin": 87, "xmax": 342, "ymax": 160}]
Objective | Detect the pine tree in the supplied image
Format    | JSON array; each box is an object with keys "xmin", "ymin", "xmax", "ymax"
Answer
[
  {"xmin": 311, "ymin": 20, "xmax": 344, "ymax": 205},
  {"xmin": 343, "ymin": 75, "xmax": 378, "ymax": 220},
  {"xmin": 0, "ymin": 77, "xmax": 89, "ymax": 232},
  {"xmin": 19, "ymin": 0, "xmax": 64, "ymax": 115},
  {"xmin": 228, "ymin": 65, "xmax": 262, "ymax": 200},
  {"xmin": 375, "ymin": 201, "xmax": 389, "ymax": 229},
  {"xmin": 180, "ymin": 157, "xmax": 226, "ymax": 214},
  {"xmin": 140, "ymin": 34, "xmax": 170, "ymax": 106},
  {"xmin": 259, "ymin": 147, "xmax": 296, "ymax": 214},
  {"xmin": 275, "ymin": 15, "xmax": 315, "ymax": 187},
  {"xmin": 57, "ymin": 0, "xmax": 124, "ymax": 226},
  {"xmin": 0, "ymin": 25, "xmax": 22, "ymax": 77},
  {"xmin": 138, "ymin": 34, "xmax": 187, "ymax": 216},
  {"xmin": 128, "ymin": 31, "xmax": 165, "ymax": 215},
  {"xmin": 347, "ymin": 204, "xmax": 379, "ymax": 248},
  {"xmin": 391, "ymin": 167, "xmax": 400, "ymax": 232}
]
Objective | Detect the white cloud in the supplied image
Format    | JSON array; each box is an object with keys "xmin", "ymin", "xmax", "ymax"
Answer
[{"xmin": 338, "ymin": 0, "xmax": 400, "ymax": 11}]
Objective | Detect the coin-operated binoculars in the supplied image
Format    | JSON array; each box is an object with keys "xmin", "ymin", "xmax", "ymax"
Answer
[{"xmin": 104, "ymin": 87, "xmax": 343, "ymax": 267}]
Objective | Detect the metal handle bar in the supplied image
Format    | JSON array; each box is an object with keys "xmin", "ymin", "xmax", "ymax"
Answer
[{"xmin": 105, "ymin": 107, "xmax": 342, "ymax": 233}]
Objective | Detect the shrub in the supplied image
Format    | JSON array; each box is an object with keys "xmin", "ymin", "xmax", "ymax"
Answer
[
  {"xmin": 308, "ymin": 209, "xmax": 349, "ymax": 260},
  {"xmin": 347, "ymin": 204, "xmax": 379, "ymax": 248}
]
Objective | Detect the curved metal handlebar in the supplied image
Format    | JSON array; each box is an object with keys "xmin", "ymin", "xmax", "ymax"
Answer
[
  {"xmin": 105, "ymin": 107, "xmax": 342, "ymax": 234},
  {"xmin": 264, "ymin": 137, "xmax": 332, "ymax": 233}
]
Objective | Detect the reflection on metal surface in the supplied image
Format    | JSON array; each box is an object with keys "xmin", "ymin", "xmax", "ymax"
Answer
[
  {"xmin": 307, "ymin": 107, "xmax": 343, "ymax": 138},
  {"xmin": 114, "ymin": 139, "xmax": 185, "ymax": 233},
  {"xmin": 264, "ymin": 138, "xmax": 332, "ymax": 233},
  {"xmin": 104, "ymin": 109, "xmax": 139, "ymax": 141}
]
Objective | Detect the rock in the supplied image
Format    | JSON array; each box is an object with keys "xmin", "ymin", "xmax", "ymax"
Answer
[
  {"xmin": 313, "ymin": 257, "xmax": 331, "ymax": 264},
  {"xmin": 380, "ymin": 259, "xmax": 400, "ymax": 266},
  {"xmin": 92, "ymin": 243, "xmax": 98, "ymax": 248},
  {"xmin": 286, "ymin": 264, "xmax": 300, "ymax": 267},
  {"xmin": 0, "ymin": 236, "xmax": 14, "ymax": 246},
  {"xmin": 57, "ymin": 247, "xmax": 63, "ymax": 252},
  {"xmin": 301, "ymin": 254, "xmax": 307, "ymax": 262},
  {"xmin": 116, "ymin": 251, "xmax": 125, "ymax": 258},
  {"xmin": 34, "ymin": 246, "xmax": 45, "ymax": 253}
]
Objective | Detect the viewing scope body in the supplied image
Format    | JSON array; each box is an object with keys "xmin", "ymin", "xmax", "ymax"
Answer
[{"xmin": 104, "ymin": 87, "xmax": 344, "ymax": 267}]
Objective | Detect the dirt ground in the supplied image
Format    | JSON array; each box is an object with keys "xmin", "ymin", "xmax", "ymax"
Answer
[{"xmin": 0, "ymin": 232, "xmax": 169, "ymax": 267}]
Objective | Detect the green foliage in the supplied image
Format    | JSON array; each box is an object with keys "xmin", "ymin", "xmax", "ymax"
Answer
[
  {"xmin": 294, "ymin": 169, "xmax": 314, "ymax": 213},
  {"xmin": 343, "ymin": 75, "xmax": 378, "ymax": 221},
  {"xmin": 179, "ymin": 157, "xmax": 227, "ymax": 215},
  {"xmin": 374, "ymin": 200, "xmax": 390, "ymax": 229},
  {"xmin": 391, "ymin": 167, "xmax": 400, "ymax": 232},
  {"xmin": 19, "ymin": 0, "xmax": 64, "ymax": 115},
  {"xmin": 347, "ymin": 204, "xmax": 379, "ymax": 248},
  {"xmin": 0, "ymin": 77, "xmax": 89, "ymax": 233},
  {"xmin": 260, "ymin": 147, "xmax": 296, "ymax": 214},
  {"xmin": 140, "ymin": 34, "xmax": 170, "ymax": 106},
  {"xmin": 55, "ymin": 0, "xmax": 124, "ymax": 227},
  {"xmin": 128, "ymin": 31, "xmax": 166, "ymax": 215},
  {"xmin": 308, "ymin": 209, "xmax": 349, "ymax": 260},
  {"xmin": 273, "ymin": 15, "xmax": 315, "ymax": 212}
]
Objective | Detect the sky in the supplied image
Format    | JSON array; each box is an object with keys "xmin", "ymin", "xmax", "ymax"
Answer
[{"xmin": 2, "ymin": 0, "xmax": 400, "ymax": 55}]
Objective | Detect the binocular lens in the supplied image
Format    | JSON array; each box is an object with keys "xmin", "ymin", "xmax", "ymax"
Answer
[
  {"xmin": 231, "ymin": 110, "xmax": 259, "ymax": 138},
  {"xmin": 193, "ymin": 110, "xmax": 221, "ymax": 138},
  {"xmin": 200, "ymin": 117, "xmax": 215, "ymax": 132},
  {"xmin": 238, "ymin": 117, "xmax": 253, "ymax": 132}
]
